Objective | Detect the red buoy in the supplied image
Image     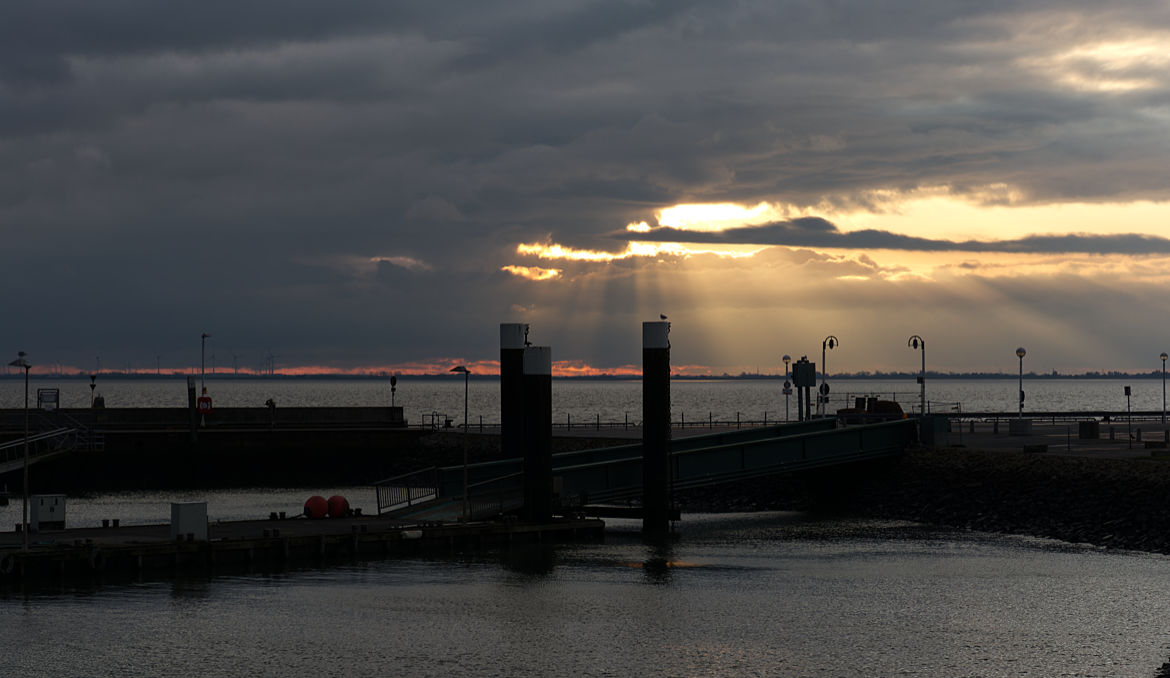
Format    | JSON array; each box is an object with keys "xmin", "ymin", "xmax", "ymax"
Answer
[
  {"xmin": 304, "ymin": 495, "xmax": 328, "ymax": 519},
  {"xmin": 327, "ymin": 495, "xmax": 350, "ymax": 518}
]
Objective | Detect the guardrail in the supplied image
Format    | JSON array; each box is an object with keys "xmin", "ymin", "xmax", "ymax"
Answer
[{"xmin": 376, "ymin": 418, "xmax": 916, "ymax": 516}]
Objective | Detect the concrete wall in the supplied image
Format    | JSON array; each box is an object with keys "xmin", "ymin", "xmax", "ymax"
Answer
[{"xmin": 0, "ymin": 406, "xmax": 406, "ymax": 431}]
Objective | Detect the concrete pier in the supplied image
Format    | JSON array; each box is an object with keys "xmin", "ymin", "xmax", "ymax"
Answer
[{"xmin": 0, "ymin": 514, "xmax": 604, "ymax": 581}]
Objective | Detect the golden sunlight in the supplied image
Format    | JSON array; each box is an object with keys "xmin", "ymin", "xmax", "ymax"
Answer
[
  {"xmin": 515, "ymin": 241, "xmax": 762, "ymax": 262},
  {"xmin": 500, "ymin": 265, "xmax": 562, "ymax": 281},
  {"xmin": 1031, "ymin": 37, "xmax": 1170, "ymax": 93},
  {"xmin": 656, "ymin": 202, "xmax": 788, "ymax": 231}
]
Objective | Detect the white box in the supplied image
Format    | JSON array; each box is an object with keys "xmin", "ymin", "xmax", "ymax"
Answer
[
  {"xmin": 171, "ymin": 502, "xmax": 208, "ymax": 541},
  {"xmin": 31, "ymin": 494, "xmax": 66, "ymax": 531}
]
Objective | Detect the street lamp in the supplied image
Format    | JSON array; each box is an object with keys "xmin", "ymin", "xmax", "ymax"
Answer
[
  {"xmin": 200, "ymin": 333, "xmax": 211, "ymax": 392},
  {"xmin": 782, "ymin": 354, "xmax": 791, "ymax": 422},
  {"xmin": 8, "ymin": 352, "xmax": 30, "ymax": 550},
  {"xmin": 1161, "ymin": 352, "xmax": 1167, "ymax": 425},
  {"xmin": 908, "ymin": 335, "xmax": 925, "ymax": 416},
  {"xmin": 1016, "ymin": 346, "xmax": 1026, "ymax": 419},
  {"xmin": 450, "ymin": 365, "xmax": 470, "ymax": 522},
  {"xmin": 820, "ymin": 336, "xmax": 838, "ymax": 416}
]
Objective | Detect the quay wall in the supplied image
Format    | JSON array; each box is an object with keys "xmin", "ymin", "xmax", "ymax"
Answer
[
  {"xmin": 4, "ymin": 428, "xmax": 628, "ymax": 493},
  {"xmin": 0, "ymin": 406, "xmax": 404, "ymax": 431}
]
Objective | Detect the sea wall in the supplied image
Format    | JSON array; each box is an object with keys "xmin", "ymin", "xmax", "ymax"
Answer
[
  {"xmin": 679, "ymin": 446, "xmax": 1170, "ymax": 554},
  {"xmin": 15, "ymin": 431, "xmax": 630, "ymax": 493}
]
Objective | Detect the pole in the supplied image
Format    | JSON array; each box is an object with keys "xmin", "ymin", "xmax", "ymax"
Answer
[
  {"xmin": 642, "ymin": 321, "xmax": 672, "ymax": 535},
  {"xmin": 462, "ymin": 369, "xmax": 469, "ymax": 521},
  {"xmin": 1161, "ymin": 353, "xmax": 1166, "ymax": 425},
  {"xmin": 200, "ymin": 333, "xmax": 209, "ymax": 392},
  {"xmin": 785, "ymin": 364, "xmax": 790, "ymax": 423},
  {"xmin": 820, "ymin": 344, "xmax": 827, "ymax": 416},
  {"xmin": 522, "ymin": 346, "xmax": 553, "ymax": 522},
  {"xmin": 500, "ymin": 324, "xmax": 528, "ymax": 459},
  {"xmin": 22, "ymin": 362, "xmax": 29, "ymax": 551},
  {"xmin": 920, "ymin": 342, "xmax": 926, "ymax": 417},
  {"xmin": 1018, "ymin": 356, "xmax": 1023, "ymax": 419},
  {"xmin": 783, "ymin": 355, "xmax": 791, "ymax": 423}
]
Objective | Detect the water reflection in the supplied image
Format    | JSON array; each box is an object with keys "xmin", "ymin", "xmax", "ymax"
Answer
[{"xmin": 499, "ymin": 543, "xmax": 558, "ymax": 577}]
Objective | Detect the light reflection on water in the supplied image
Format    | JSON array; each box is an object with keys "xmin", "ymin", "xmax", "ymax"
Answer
[{"xmin": 3, "ymin": 512, "xmax": 1170, "ymax": 676}]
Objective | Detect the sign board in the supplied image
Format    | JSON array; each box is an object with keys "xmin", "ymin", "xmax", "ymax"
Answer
[
  {"xmin": 792, "ymin": 360, "xmax": 817, "ymax": 388},
  {"xmin": 36, "ymin": 388, "xmax": 60, "ymax": 411},
  {"xmin": 196, "ymin": 396, "xmax": 213, "ymax": 414}
]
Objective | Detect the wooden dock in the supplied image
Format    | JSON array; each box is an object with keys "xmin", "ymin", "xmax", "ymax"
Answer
[{"xmin": 0, "ymin": 514, "xmax": 605, "ymax": 580}]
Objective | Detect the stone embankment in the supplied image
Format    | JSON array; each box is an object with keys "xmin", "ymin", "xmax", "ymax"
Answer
[{"xmin": 678, "ymin": 445, "xmax": 1170, "ymax": 554}]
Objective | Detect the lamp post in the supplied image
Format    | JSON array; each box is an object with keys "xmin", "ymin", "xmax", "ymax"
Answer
[
  {"xmin": 1161, "ymin": 353, "xmax": 1168, "ymax": 426},
  {"xmin": 200, "ymin": 333, "xmax": 211, "ymax": 392},
  {"xmin": 1016, "ymin": 347, "xmax": 1026, "ymax": 419},
  {"xmin": 782, "ymin": 354, "xmax": 791, "ymax": 422},
  {"xmin": 820, "ymin": 336, "xmax": 838, "ymax": 416},
  {"xmin": 8, "ymin": 352, "xmax": 30, "ymax": 550},
  {"xmin": 908, "ymin": 335, "xmax": 925, "ymax": 416},
  {"xmin": 450, "ymin": 365, "xmax": 470, "ymax": 521}
]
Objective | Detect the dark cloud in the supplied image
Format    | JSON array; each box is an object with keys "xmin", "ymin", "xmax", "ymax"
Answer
[
  {"xmin": 625, "ymin": 218, "xmax": 1170, "ymax": 254},
  {"xmin": 5, "ymin": 1, "xmax": 1170, "ymax": 370}
]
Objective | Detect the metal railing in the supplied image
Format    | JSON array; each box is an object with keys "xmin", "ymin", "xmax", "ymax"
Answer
[{"xmin": 374, "ymin": 467, "xmax": 439, "ymax": 514}]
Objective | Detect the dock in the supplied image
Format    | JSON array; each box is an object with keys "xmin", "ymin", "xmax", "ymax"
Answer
[{"xmin": 0, "ymin": 514, "xmax": 604, "ymax": 580}]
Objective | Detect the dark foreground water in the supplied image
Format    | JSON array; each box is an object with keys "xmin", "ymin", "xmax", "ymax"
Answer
[{"xmin": 4, "ymin": 512, "xmax": 1170, "ymax": 677}]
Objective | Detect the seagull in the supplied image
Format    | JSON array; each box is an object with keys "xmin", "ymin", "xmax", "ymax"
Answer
[{"xmin": 660, "ymin": 314, "xmax": 668, "ymax": 320}]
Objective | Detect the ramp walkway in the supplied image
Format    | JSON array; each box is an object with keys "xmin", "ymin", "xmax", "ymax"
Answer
[
  {"xmin": 0, "ymin": 412, "xmax": 105, "ymax": 476},
  {"xmin": 375, "ymin": 418, "xmax": 916, "ymax": 520}
]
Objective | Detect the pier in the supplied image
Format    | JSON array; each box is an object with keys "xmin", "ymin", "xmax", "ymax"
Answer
[{"xmin": 0, "ymin": 513, "xmax": 603, "ymax": 581}]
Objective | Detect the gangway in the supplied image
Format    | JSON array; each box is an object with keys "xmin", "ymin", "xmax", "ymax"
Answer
[
  {"xmin": 0, "ymin": 411, "xmax": 106, "ymax": 476},
  {"xmin": 375, "ymin": 418, "xmax": 916, "ymax": 520}
]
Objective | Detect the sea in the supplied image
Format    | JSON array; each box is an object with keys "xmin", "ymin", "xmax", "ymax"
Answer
[
  {"xmin": 0, "ymin": 376, "xmax": 1163, "ymax": 424},
  {"xmin": 3, "ymin": 378, "xmax": 1170, "ymax": 676}
]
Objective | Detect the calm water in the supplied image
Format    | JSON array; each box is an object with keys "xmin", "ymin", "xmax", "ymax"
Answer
[
  {"xmin": 3, "ymin": 512, "xmax": 1170, "ymax": 677},
  {"xmin": 5, "ymin": 379, "xmax": 1170, "ymax": 676},
  {"xmin": 0, "ymin": 377, "xmax": 1162, "ymax": 425}
]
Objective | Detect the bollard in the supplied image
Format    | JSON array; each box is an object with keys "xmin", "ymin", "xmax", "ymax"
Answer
[
  {"xmin": 102, "ymin": 519, "xmax": 109, "ymax": 528},
  {"xmin": 112, "ymin": 519, "xmax": 119, "ymax": 528}
]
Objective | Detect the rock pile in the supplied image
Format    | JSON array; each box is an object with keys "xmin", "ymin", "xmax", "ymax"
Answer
[{"xmin": 677, "ymin": 446, "xmax": 1170, "ymax": 554}]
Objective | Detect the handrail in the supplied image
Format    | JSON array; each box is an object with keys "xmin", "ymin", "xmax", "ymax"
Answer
[{"xmin": 374, "ymin": 467, "xmax": 439, "ymax": 515}]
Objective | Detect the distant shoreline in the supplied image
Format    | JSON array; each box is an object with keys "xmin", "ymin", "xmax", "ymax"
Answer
[{"xmin": 2, "ymin": 372, "xmax": 1167, "ymax": 381}]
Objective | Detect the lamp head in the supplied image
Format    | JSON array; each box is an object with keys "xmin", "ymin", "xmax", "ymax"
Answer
[
  {"xmin": 1162, "ymin": 352, "xmax": 1167, "ymax": 362},
  {"xmin": 1016, "ymin": 347, "xmax": 1026, "ymax": 359},
  {"xmin": 782, "ymin": 354, "xmax": 791, "ymax": 364},
  {"xmin": 450, "ymin": 365, "xmax": 470, "ymax": 374}
]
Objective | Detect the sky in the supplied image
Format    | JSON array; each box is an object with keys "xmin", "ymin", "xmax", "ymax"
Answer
[{"xmin": 5, "ymin": 1, "xmax": 1170, "ymax": 376}]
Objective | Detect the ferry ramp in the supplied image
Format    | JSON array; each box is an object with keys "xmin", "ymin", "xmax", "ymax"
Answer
[{"xmin": 375, "ymin": 418, "xmax": 916, "ymax": 520}]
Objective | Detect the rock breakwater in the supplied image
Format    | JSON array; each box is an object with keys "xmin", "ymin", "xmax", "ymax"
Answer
[{"xmin": 678, "ymin": 446, "xmax": 1170, "ymax": 554}]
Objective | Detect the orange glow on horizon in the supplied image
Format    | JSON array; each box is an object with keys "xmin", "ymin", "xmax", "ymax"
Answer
[{"xmin": 9, "ymin": 360, "xmax": 724, "ymax": 378}]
